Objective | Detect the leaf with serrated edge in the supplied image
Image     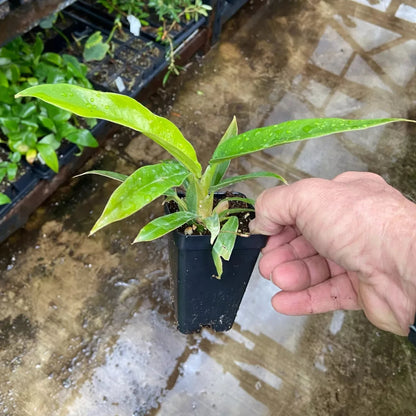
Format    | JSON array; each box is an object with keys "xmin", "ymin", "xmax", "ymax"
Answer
[
  {"xmin": 90, "ymin": 162, "xmax": 189, "ymax": 235},
  {"xmin": 134, "ymin": 211, "xmax": 197, "ymax": 242},
  {"xmin": 212, "ymin": 216, "xmax": 238, "ymax": 278}
]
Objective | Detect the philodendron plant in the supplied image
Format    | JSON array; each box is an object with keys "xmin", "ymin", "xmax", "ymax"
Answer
[{"xmin": 16, "ymin": 84, "xmax": 412, "ymax": 277}]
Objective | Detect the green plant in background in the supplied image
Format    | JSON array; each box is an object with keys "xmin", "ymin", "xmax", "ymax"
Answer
[
  {"xmin": 40, "ymin": 10, "xmax": 121, "ymax": 63},
  {"xmin": 95, "ymin": 0, "xmax": 211, "ymax": 85},
  {"xmin": 0, "ymin": 35, "xmax": 98, "ymax": 204},
  {"xmin": 97, "ymin": 0, "xmax": 149, "ymax": 24},
  {"xmin": 151, "ymin": 0, "xmax": 212, "ymax": 85},
  {"xmin": 82, "ymin": 18, "xmax": 123, "ymax": 62},
  {"xmin": 39, "ymin": 12, "xmax": 72, "ymax": 49},
  {"xmin": 16, "ymin": 84, "xmax": 413, "ymax": 277}
]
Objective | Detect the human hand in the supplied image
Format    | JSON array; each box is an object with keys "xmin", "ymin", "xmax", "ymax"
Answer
[{"xmin": 250, "ymin": 171, "xmax": 416, "ymax": 336}]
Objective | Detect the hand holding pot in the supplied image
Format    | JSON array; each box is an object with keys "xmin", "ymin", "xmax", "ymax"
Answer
[{"xmin": 250, "ymin": 171, "xmax": 416, "ymax": 336}]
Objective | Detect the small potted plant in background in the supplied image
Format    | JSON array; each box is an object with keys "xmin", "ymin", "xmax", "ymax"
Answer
[{"xmin": 16, "ymin": 83, "xmax": 413, "ymax": 333}]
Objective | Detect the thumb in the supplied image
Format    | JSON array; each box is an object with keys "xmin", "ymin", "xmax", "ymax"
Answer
[{"xmin": 249, "ymin": 185, "xmax": 294, "ymax": 235}]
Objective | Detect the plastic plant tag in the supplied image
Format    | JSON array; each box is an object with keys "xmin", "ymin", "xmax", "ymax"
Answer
[
  {"xmin": 127, "ymin": 15, "xmax": 141, "ymax": 36},
  {"xmin": 115, "ymin": 76, "xmax": 126, "ymax": 92}
]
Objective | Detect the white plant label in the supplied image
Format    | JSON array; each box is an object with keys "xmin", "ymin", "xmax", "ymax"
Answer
[
  {"xmin": 127, "ymin": 15, "xmax": 141, "ymax": 36},
  {"xmin": 115, "ymin": 76, "xmax": 126, "ymax": 92}
]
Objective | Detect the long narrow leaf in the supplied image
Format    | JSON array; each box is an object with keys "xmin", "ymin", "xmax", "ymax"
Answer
[
  {"xmin": 16, "ymin": 84, "xmax": 202, "ymax": 177},
  {"xmin": 210, "ymin": 118, "xmax": 412, "ymax": 163},
  {"xmin": 210, "ymin": 171, "xmax": 286, "ymax": 192},
  {"xmin": 212, "ymin": 216, "xmax": 238, "ymax": 279},
  {"xmin": 75, "ymin": 170, "xmax": 128, "ymax": 182},
  {"xmin": 90, "ymin": 162, "xmax": 189, "ymax": 235},
  {"xmin": 210, "ymin": 117, "xmax": 238, "ymax": 186},
  {"xmin": 134, "ymin": 211, "xmax": 197, "ymax": 242}
]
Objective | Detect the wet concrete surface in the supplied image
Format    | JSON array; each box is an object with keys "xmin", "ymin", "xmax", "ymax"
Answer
[{"xmin": 1, "ymin": 0, "xmax": 416, "ymax": 414}]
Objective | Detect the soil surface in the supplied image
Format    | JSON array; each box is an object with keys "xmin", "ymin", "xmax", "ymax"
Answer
[{"xmin": 167, "ymin": 191, "xmax": 255, "ymax": 235}]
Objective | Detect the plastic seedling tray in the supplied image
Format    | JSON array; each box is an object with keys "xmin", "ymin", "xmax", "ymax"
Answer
[
  {"xmin": 72, "ymin": 1, "xmax": 207, "ymax": 47},
  {"xmin": 0, "ymin": 167, "xmax": 40, "ymax": 218}
]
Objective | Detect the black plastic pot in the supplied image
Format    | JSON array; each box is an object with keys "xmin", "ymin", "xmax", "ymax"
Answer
[{"xmin": 166, "ymin": 199, "xmax": 267, "ymax": 334}]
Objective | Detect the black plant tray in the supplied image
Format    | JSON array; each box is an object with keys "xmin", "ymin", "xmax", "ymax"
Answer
[
  {"xmin": 0, "ymin": 165, "xmax": 40, "ymax": 219},
  {"xmin": 39, "ymin": 8, "xmax": 166, "ymax": 97},
  {"xmin": 221, "ymin": 0, "xmax": 249, "ymax": 23},
  {"xmin": 64, "ymin": 6, "xmax": 166, "ymax": 96},
  {"xmin": 72, "ymin": 0, "xmax": 207, "ymax": 48}
]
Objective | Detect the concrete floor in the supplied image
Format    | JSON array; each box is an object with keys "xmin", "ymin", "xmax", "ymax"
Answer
[{"xmin": 1, "ymin": 0, "xmax": 416, "ymax": 415}]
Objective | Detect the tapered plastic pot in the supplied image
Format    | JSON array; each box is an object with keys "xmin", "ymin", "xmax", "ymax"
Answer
[{"xmin": 167, "ymin": 222, "xmax": 267, "ymax": 334}]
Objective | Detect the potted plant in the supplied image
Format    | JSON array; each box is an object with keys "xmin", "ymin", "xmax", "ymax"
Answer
[{"xmin": 16, "ymin": 83, "xmax": 412, "ymax": 333}]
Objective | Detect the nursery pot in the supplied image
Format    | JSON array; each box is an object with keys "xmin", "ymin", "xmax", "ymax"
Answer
[{"xmin": 166, "ymin": 195, "xmax": 268, "ymax": 334}]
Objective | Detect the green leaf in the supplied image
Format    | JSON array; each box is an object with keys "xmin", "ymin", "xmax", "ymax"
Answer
[
  {"xmin": 46, "ymin": 66, "xmax": 66, "ymax": 84},
  {"xmin": 203, "ymin": 212, "xmax": 220, "ymax": 245},
  {"xmin": 210, "ymin": 117, "xmax": 237, "ymax": 186},
  {"xmin": 37, "ymin": 143, "xmax": 59, "ymax": 172},
  {"xmin": 134, "ymin": 211, "xmax": 197, "ymax": 243},
  {"xmin": 90, "ymin": 162, "xmax": 190, "ymax": 235},
  {"xmin": 39, "ymin": 133, "xmax": 60, "ymax": 149},
  {"xmin": 44, "ymin": 102, "xmax": 72, "ymax": 123},
  {"xmin": 210, "ymin": 171, "xmax": 286, "ymax": 192},
  {"xmin": 0, "ymin": 71, "xmax": 8, "ymax": 87},
  {"xmin": 75, "ymin": 170, "xmax": 128, "ymax": 182},
  {"xmin": 6, "ymin": 163, "xmax": 17, "ymax": 180},
  {"xmin": 42, "ymin": 52, "xmax": 63, "ymax": 67},
  {"xmin": 210, "ymin": 118, "xmax": 413, "ymax": 162},
  {"xmin": 218, "ymin": 208, "xmax": 255, "ymax": 220},
  {"xmin": 63, "ymin": 54, "xmax": 88, "ymax": 79},
  {"xmin": 17, "ymin": 84, "xmax": 202, "ymax": 177},
  {"xmin": 0, "ymin": 86, "xmax": 13, "ymax": 104},
  {"xmin": 0, "ymin": 193, "xmax": 11, "ymax": 205},
  {"xmin": 7, "ymin": 64, "xmax": 20, "ymax": 83},
  {"xmin": 184, "ymin": 176, "xmax": 198, "ymax": 214},
  {"xmin": 38, "ymin": 115, "xmax": 56, "ymax": 131},
  {"xmin": 212, "ymin": 216, "xmax": 239, "ymax": 279},
  {"xmin": 19, "ymin": 102, "xmax": 37, "ymax": 119},
  {"xmin": 33, "ymin": 34, "xmax": 44, "ymax": 63},
  {"xmin": 66, "ymin": 129, "xmax": 98, "ymax": 148},
  {"xmin": 83, "ymin": 31, "xmax": 110, "ymax": 62},
  {"xmin": 0, "ymin": 116, "xmax": 19, "ymax": 132},
  {"xmin": 39, "ymin": 13, "xmax": 58, "ymax": 29},
  {"xmin": 9, "ymin": 151, "xmax": 21, "ymax": 163}
]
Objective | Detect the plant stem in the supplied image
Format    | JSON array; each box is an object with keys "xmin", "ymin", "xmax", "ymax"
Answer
[{"xmin": 195, "ymin": 166, "xmax": 215, "ymax": 218}]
